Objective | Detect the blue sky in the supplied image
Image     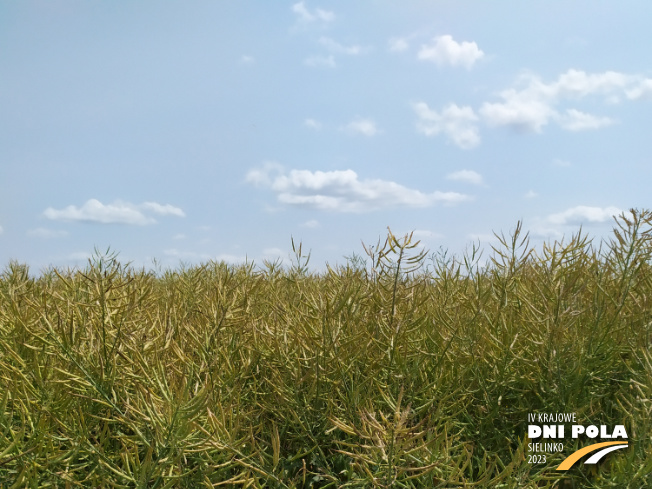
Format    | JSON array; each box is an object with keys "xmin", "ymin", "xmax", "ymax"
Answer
[{"xmin": 2, "ymin": 1, "xmax": 652, "ymax": 271}]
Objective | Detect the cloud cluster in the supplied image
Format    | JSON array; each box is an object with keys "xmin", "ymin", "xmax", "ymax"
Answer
[
  {"xmin": 480, "ymin": 69, "xmax": 652, "ymax": 133},
  {"xmin": 43, "ymin": 199, "xmax": 185, "ymax": 225},
  {"xmin": 446, "ymin": 170, "xmax": 484, "ymax": 185},
  {"xmin": 416, "ymin": 69, "xmax": 652, "ymax": 148},
  {"xmin": 525, "ymin": 205, "xmax": 622, "ymax": 240},
  {"xmin": 558, "ymin": 109, "xmax": 615, "ymax": 131},
  {"xmin": 418, "ymin": 35, "xmax": 484, "ymax": 69},
  {"xmin": 319, "ymin": 37, "xmax": 368, "ymax": 55},
  {"xmin": 414, "ymin": 102, "xmax": 480, "ymax": 149},
  {"xmin": 246, "ymin": 164, "xmax": 470, "ymax": 212},
  {"xmin": 304, "ymin": 55, "xmax": 336, "ymax": 69},
  {"xmin": 388, "ymin": 36, "xmax": 410, "ymax": 53},
  {"xmin": 342, "ymin": 118, "xmax": 379, "ymax": 137},
  {"xmin": 304, "ymin": 118, "xmax": 322, "ymax": 129},
  {"xmin": 292, "ymin": 2, "xmax": 334, "ymax": 23},
  {"xmin": 239, "ymin": 55, "xmax": 255, "ymax": 65},
  {"xmin": 546, "ymin": 205, "xmax": 621, "ymax": 226},
  {"xmin": 305, "ymin": 37, "xmax": 369, "ymax": 69},
  {"xmin": 389, "ymin": 33, "xmax": 484, "ymax": 69},
  {"xmin": 302, "ymin": 219, "xmax": 320, "ymax": 228}
]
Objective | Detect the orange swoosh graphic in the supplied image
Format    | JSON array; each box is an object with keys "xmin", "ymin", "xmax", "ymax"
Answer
[{"xmin": 556, "ymin": 441, "xmax": 628, "ymax": 470}]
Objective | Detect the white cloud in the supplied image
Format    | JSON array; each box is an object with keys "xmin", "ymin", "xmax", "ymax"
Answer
[
  {"xmin": 479, "ymin": 88, "xmax": 555, "ymax": 133},
  {"xmin": 319, "ymin": 37, "xmax": 368, "ymax": 55},
  {"xmin": 418, "ymin": 35, "xmax": 484, "ymax": 69},
  {"xmin": 388, "ymin": 37, "xmax": 409, "ymax": 53},
  {"xmin": 626, "ymin": 78, "xmax": 652, "ymax": 100},
  {"xmin": 529, "ymin": 225, "xmax": 563, "ymax": 240},
  {"xmin": 414, "ymin": 102, "xmax": 480, "ymax": 149},
  {"xmin": 0, "ymin": 225, "xmax": 3, "ymax": 235},
  {"xmin": 558, "ymin": 109, "xmax": 616, "ymax": 131},
  {"xmin": 446, "ymin": 170, "xmax": 484, "ymax": 185},
  {"xmin": 524, "ymin": 190, "xmax": 538, "ymax": 199},
  {"xmin": 246, "ymin": 161, "xmax": 284, "ymax": 187},
  {"xmin": 547, "ymin": 205, "xmax": 622, "ymax": 225},
  {"xmin": 239, "ymin": 55, "xmax": 255, "ymax": 64},
  {"xmin": 172, "ymin": 233, "xmax": 186, "ymax": 240},
  {"xmin": 304, "ymin": 55, "xmax": 336, "ymax": 68},
  {"xmin": 247, "ymin": 165, "xmax": 471, "ymax": 212},
  {"xmin": 552, "ymin": 70, "xmax": 632, "ymax": 98},
  {"xmin": 28, "ymin": 228, "xmax": 68, "ymax": 238},
  {"xmin": 342, "ymin": 118, "xmax": 379, "ymax": 137},
  {"xmin": 304, "ymin": 118, "xmax": 322, "ymax": 130},
  {"xmin": 44, "ymin": 200, "xmax": 152, "ymax": 225},
  {"xmin": 292, "ymin": 2, "xmax": 313, "ymax": 21},
  {"xmin": 292, "ymin": 2, "xmax": 334, "ymax": 23},
  {"xmin": 302, "ymin": 219, "xmax": 320, "ymax": 228},
  {"xmin": 141, "ymin": 202, "xmax": 186, "ymax": 217},
  {"xmin": 263, "ymin": 247, "xmax": 285, "ymax": 258},
  {"xmin": 479, "ymin": 70, "xmax": 652, "ymax": 133},
  {"xmin": 43, "ymin": 199, "xmax": 185, "ymax": 225}
]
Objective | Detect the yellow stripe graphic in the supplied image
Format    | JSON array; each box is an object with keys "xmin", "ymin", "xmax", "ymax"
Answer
[{"xmin": 556, "ymin": 441, "xmax": 628, "ymax": 470}]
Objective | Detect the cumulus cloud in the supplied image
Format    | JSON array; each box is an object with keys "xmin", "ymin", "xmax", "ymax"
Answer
[
  {"xmin": 553, "ymin": 70, "xmax": 631, "ymax": 98},
  {"xmin": 246, "ymin": 161, "xmax": 285, "ymax": 187},
  {"xmin": 43, "ymin": 199, "xmax": 185, "ymax": 225},
  {"xmin": 319, "ymin": 37, "xmax": 368, "ymax": 55},
  {"xmin": 388, "ymin": 36, "xmax": 410, "ymax": 53},
  {"xmin": 480, "ymin": 89, "xmax": 555, "ymax": 133},
  {"xmin": 246, "ymin": 165, "xmax": 470, "ymax": 212},
  {"xmin": 558, "ymin": 109, "xmax": 616, "ymax": 131},
  {"xmin": 342, "ymin": 118, "xmax": 380, "ymax": 137},
  {"xmin": 418, "ymin": 35, "xmax": 484, "ymax": 69},
  {"xmin": 529, "ymin": 225, "xmax": 563, "ymax": 240},
  {"xmin": 304, "ymin": 55, "xmax": 336, "ymax": 68},
  {"xmin": 625, "ymin": 78, "xmax": 652, "ymax": 100},
  {"xmin": 480, "ymin": 69, "xmax": 651, "ymax": 133},
  {"xmin": 410, "ymin": 68, "xmax": 652, "ymax": 149},
  {"xmin": 141, "ymin": 202, "xmax": 186, "ymax": 217},
  {"xmin": 446, "ymin": 170, "xmax": 484, "ymax": 185},
  {"xmin": 263, "ymin": 247, "xmax": 285, "ymax": 258},
  {"xmin": 292, "ymin": 2, "xmax": 334, "ymax": 23},
  {"xmin": 414, "ymin": 102, "xmax": 480, "ymax": 149},
  {"xmin": 547, "ymin": 205, "xmax": 622, "ymax": 225},
  {"xmin": 302, "ymin": 219, "xmax": 320, "ymax": 228},
  {"xmin": 304, "ymin": 118, "xmax": 322, "ymax": 129},
  {"xmin": 239, "ymin": 55, "xmax": 255, "ymax": 65}
]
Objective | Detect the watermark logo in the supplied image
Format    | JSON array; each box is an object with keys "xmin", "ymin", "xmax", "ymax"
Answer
[{"xmin": 526, "ymin": 413, "xmax": 628, "ymax": 470}]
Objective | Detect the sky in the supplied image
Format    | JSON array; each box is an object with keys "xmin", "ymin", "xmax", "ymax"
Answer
[{"xmin": 2, "ymin": 1, "xmax": 652, "ymax": 272}]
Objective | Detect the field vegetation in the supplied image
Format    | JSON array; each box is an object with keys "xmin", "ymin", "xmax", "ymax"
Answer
[{"xmin": 1, "ymin": 210, "xmax": 651, "ymax": 488}]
